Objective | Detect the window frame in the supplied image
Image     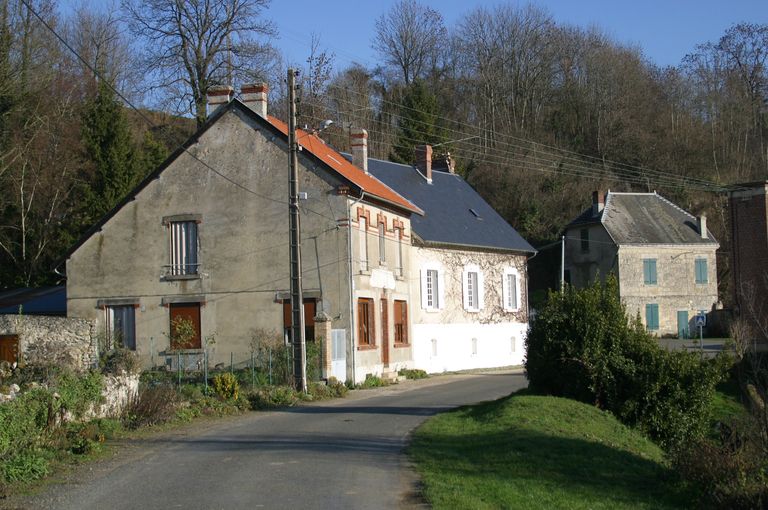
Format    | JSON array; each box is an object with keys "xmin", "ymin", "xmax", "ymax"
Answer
[
  {"xmin": 502, "ymin": 267, "xmax": 520, "ymax": 312},
  {"xmin": 462, "ymin": 264, "xmax": 484, "ymax": 312},
  {"xmin": 645, "ymin": 303, "xmax": 660, "ymax": 331},
  {"xmin": 421, "ymin": 265, "xmax": 444, "ymax": 311},
  {"xmin": 393, "ymin": 300, "xmax": 409, "ymax": 345},
  {"xmin": 359, "ymin": 216, "xmax": 369, "ymax": 272},
  {"xmin": 163, "ymin": 217, "xmax": 200, "ymax": 278},
  {"xmin": 643, "ymin": 258, "xmax": 658, "ymax": 285},
  {"xmin": 394, "ymin": 227, "xmax": 403, "ymax": 277},
  {"xmin": 105, "ymin": 305, "xmax": 137, "ymax": 350},
  {"xmin": 357, "ymin": 297, "xmax": 375, "ymax": 347},
  {"xmin": 695, "ymin": 258, "xmax": 708, "ymax": 284},
  {"xmin": 378, "ymin": 221, "xmax": 386, "ymax": 265}
]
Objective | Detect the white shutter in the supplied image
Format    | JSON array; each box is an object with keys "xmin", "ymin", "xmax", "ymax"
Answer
[
  {"xmin": 477, "ymin": 270, "xmax": 485, "ymax": 310},
  {"xmin": 461, "ymin": 268, "xmax": 469, "ymax": 311},
  {"xmin": 437, "ymin": 269, "xmax": 445, "ymax": 310},
  {"xmin": 420, "ymin": 269, "xmax": 429, "ymax": 309},
  {"xmin": 502, "ymin": 271, "xmax": 509, "ymax": 311},
  {"xmin": 511, "ymin": 273, "xmax": 518, "ymax": 310}
]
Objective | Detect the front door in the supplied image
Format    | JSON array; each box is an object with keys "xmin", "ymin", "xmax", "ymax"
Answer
[
  {"xmin": 0, "ymin": 335, "xmax": 19, "ymax": 363},
  {"xmin": 677, "ymin": 311, "xmax": 689, "ymax": 339},
  {"xmin": 170, "ymin": 303, "xmax": 202, "ymax": 349},
  {"xmin": 381, "ymin": 298, "xmax": 389, "ymax": 367}
]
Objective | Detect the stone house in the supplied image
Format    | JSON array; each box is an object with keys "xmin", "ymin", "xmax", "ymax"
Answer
[
  {"xmin": 729, "ymin": 182, "xmax": 768, "ymax": 342},
  {"xmin": 564, "ymin": 191, "xmax": 719, "ymax": 337},
  {"xmin": 365, "ymin": 146, "xmax": 536, "ymax": 372},
  {"xmin": 63, "ymin": 84, "xmax": 422, "ymax": 383}
]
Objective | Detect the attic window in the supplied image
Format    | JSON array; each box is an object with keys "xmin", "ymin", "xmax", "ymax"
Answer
[{"xmin": 469, "ymin": 208, "xmax": 482, "ymax": 220}]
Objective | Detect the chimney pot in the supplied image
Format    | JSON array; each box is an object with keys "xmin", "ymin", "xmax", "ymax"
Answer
[
  {"xmin": 698, "ymin": 213, "xmax": 708, "ymax": 239},
  {"xmin": 206, "ymin": 85, "xmax": 233, "ymax": 116},
  {"xmin": 592, "ymin": 190, "xmax": 605, "ymax": 215},
  {"xmin": 240, "ymin": 82, "xmax": 268, "ymax": 118},
  {"xmin": 415, "ymin": 145, "xmax": 433, "ymax": 183},
  {"xmin": 350, "ymin": 127, "xmax": 368, "ymax": 174}
]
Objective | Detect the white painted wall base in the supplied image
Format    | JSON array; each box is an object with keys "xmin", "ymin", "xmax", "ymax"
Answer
[{"xmin": 411, "ymin": 322, "xmax": 527, "ymax": 374}]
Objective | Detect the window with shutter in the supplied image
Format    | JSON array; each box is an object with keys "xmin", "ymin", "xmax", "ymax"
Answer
[{"xmin": 643, "ymin": 259, "xmax": 657, "ymax": 285}]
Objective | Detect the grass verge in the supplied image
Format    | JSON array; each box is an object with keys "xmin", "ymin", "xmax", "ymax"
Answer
[{"xmin": 409, "ymin": 391, "xmax": 694, "ymax": 509}]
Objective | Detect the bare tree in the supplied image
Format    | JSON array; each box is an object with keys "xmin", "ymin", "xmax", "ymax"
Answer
[
  {"xmin": 122, "ymin": 0, "xmax": 277, "ymax": 127},
  {"xmin": 372, "ymin": 0, "xmax": 446, "ymax": 86}
]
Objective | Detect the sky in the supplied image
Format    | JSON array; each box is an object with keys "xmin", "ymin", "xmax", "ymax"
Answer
[{"xmin": 268, "ymin": 0, "xmax": 768, "ymax": 70}]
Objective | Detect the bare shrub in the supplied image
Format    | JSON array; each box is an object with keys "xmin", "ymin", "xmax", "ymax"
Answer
[{"xmin": 122, "ymin": 385, "xmax": 180, "ymax": 429}]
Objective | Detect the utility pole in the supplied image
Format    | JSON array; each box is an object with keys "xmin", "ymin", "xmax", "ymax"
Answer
[
  {"xmin": 288, "ymin": 68, "xmax": 307, "ymax": 393},
  {"xmin": 560, "ymin": 235, "xmax": 565, "ymax": 293}
]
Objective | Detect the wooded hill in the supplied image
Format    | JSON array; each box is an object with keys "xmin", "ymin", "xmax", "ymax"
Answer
[{"xmin": 0, "ymin": 0, "xmax": 765, "ymax": 305}]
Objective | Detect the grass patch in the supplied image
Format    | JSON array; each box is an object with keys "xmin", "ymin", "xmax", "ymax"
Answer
[{"xmin": 409, "ymin": 393, "xmax": 693, "ymax": 509}]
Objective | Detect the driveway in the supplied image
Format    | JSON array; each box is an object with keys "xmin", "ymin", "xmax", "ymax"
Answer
[{"xmin": 7, "ymin": 371, "xmax": 527, "ymax": 510}]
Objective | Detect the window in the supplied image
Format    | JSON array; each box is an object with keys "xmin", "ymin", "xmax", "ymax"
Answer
[
  {"xmin": 106, "ymin": 306, "xmax": 136, "ymax": 350},
  {"xmin": 422, "ymin": 268, "xmax": 442, "ymax": 310},
  {"xmin": 580, "ymin": 228, "xmax": 589, "ymax": 253},
  {"xmin": 510, "ymin": 336, "xmax": 517, "ymax": 353},
  {"xmin": 394, "ymin": 227, "xmax": 403, "ymax": 277},
  {"xmin": 357, "ymin": 298, "xmax": 375, "ymax": 346},
  {"xmin": 643, "ymin": 259, "xmax": 657, "ymax": 285},
  {"xmin": 282, "ymin": 299, "xmax": 316, "ymax": 344},
  {"xmin": 394, "ymin": 300, "xmax": 408, "ymax": 344},
  {"xmin": 359, "ymin": 216, "xmax": 369, "ymax": 272},
  {"xmin": 168, "ymin": 221, "xmax": 199, "ymax": 276},
  {"xmin": 431, "ymin": 338, "xmax": 438, "ymax": 357},
  {"xmin": 378, "ymin": 222, "xmax": 386, "ymax": 264},
  {"xmin": 503, "ymin": 269, "xmax": 519, "ymax": 311},
  {"xmin": 695, "ymin": 258, "xmax": 708, "ymax": 284},
  {"xmin": 645, "ymin": 303, "xmax": 659, "ymax": 331},
  {"xmin": 471, "ymin": 338, "xmax": 478, "ymax": 355},
  {"xmin": 463, "ymin": 266, "xmax": 484, "ymax": 312}
]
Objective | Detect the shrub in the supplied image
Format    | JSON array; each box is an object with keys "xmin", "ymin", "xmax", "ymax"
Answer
[
  {"xmin": 357, "ymin": 374, "xmax": 388, "ymax": 389},
  {"xmin": 212, "ymin": 372, "xmax": 239, "ymax": 401},
  {"xmin": 100, "ymin": 348, "xmax": 141, "ymax": 375},
  {"xmin": 399, "ymin": 368, "xmax": 428, "ymax": 380},
  {"xmin": 0, "ymin": 388, "xmax": 53, "ymax": 461},
  {"xmin": 525, "ymin": 276, "xmax": 725, "ymax": 449},
  {"xmin": 326, "ymin": 378, "xmax": 349, "ymax": 398},
  {"xmin": 1, "ymin": 450, "xmax": 49, "ymax": 483},
  {"xmin": 122, "ymin": 385, "xmax": 180, "ymax": 429},
  {"xmin": 55, "ymin": 370, "xmax": 104, "ymax": 420},
  {"xmin": 247, "ymin": 386, "xmax": 300, "ymax": 409}
]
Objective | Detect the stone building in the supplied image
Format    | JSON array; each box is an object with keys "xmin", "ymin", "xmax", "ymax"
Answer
[
  {"xmin": 564, "ymin": 191, "xmax": 719, "ymax": 337},
  {"xmin": 367, "ymin": 147, "xmax": 536, "ymax": 372},
  {"xmin": 63, "ymin": 84, "xmax": 422, "ymax": 383},
  {"xmin": 729, "ymin": 182, "xmax": 768, "ymax": 342}
]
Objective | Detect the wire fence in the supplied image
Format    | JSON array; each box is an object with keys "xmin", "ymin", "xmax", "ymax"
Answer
[{"xmin": 142, "ymin": 343, "xmax": 323, "ymax": 391}]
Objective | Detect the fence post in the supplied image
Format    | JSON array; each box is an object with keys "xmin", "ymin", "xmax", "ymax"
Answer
[
  {"xmin": 204, "ymin": 350, "xmax": 209, "ymax": 394},
  {"xmin": 177, "ymin": 352, "xmax": 181, "ymax": 388},
  {"xmin": 150, "ymin": 336, "xmax": 155, "ymax": 368},
  {"xmin": 230, "ymin": 352, "xmax": 234, "ymax": 374},
  {"xmin": 268, "ymin": 348, "xmax": 272, "ymax": 386},
  {"xmin": 251, "ymin": 351, "xmax": 255, "ymax": 390}
]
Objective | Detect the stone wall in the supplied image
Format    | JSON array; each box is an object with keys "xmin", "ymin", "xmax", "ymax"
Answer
[{"xmin": 0, "ymin": 314, "xmax": 97, "ymax": 371}]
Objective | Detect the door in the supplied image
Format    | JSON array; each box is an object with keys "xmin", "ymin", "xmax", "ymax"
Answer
[
  {"xmin": 381, "ymin": 298, "xmax": 389, "ymax": 367},
  {"xmin": 0, "ymin": 335, "xmax": 19, "ymax": 364},
  {"xmin": 677, "ymin": 311, "xmax": 689, "ymax": 339},
  {"xmin": 169, "ymin": 303, "xmax": 202, "ymax": 349},
  {"xmin": 330, "ymin": 329, "xmax": 346, "ymax": 382}
]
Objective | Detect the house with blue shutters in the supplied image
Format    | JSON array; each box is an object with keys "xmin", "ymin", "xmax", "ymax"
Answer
[{"xmin": 563, "ymin": 191, "xmax": 719, "ymax": 337}]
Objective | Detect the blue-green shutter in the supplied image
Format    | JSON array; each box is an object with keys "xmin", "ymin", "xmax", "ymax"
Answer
[
  {"xmin": 646, "ymin": 303, "xmax": 659, "ymax": 331},
  {"xmin": 643, "ymin": 259, "xmax": 657, "ymax": 285},
  {"xmin": 695, "ymin": 258, "xmax": 707, "ymax": 284}
]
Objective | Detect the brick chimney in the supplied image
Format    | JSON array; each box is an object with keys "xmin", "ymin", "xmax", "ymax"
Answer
[
  {"xmin": 415, "ymin": 145, "xmax": 433, "ymax": 183},
  {"xmin": 592, "ymin": 190, "xmax": 605, "ymax": 216},
  {"xmin": 350, "ymin": 127, "xmax": 368, "ymax": 174},
  {"xmin": 206, "ymin": 85, "xmax": 233, "ymax": 116},
  {"xmin": 698, "ymin": 213, "xmax": 708, "ymax": 239},
  {"xmin": 241, "ymin": 82, "xmax": 268, "ymax": 118}
]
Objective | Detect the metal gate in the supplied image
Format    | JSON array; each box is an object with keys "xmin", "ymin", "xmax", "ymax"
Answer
[{"xmin": 331, "ymin": 329, "xmax": 347, "ymax": 382}]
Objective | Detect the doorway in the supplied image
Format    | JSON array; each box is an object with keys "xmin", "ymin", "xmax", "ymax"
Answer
[
  {"xmin": 677, "ymin": 311, "xmax": 689, "ymax": 339},
  {"xmin": 0, "ymin": 335, "xmax": 19, "ymax": 364}
]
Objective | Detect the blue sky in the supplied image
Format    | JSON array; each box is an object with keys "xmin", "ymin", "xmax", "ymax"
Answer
[
  {"xmin": 61, "ymin": 1, "xmax": 767, "ymax": 70},
  {"xmin": 269, "ymin": 0, "xmax": 767, "ymax": 69}
]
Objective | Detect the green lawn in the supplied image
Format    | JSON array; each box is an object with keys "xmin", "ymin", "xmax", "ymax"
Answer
[{"xmin": 409, "ymin": 392, "xmax": 694, "ymax": 509}]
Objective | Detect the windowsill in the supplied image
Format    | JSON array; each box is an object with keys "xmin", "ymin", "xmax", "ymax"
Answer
[
  {"xmin": 465, "ymin": 308, "xmax": 481, "ymax": 313},
  {"xmin": 358, "ymin": 269, "xmax": 370, "ymax": 276},
  {"xmin": 503, "ymin": 308, "xmax": 521, "ymax": 313},
  {"xmin": 356, "ymin": 344, "xmax": 377, "ymax": 351},
  {"xmin": 423, "ymin": 307, "xmax": 441, "ymax": 313},
  {"xmin": 162, "ymin": 274, "xmax": 201, "ymax": 281},
  {"xmin": 163, "ymin": 348, "xmax": 204, "ymax": 354},
  {"xmin": 393, "ymin": 343, "xmax": 410, "ymax": 348}
]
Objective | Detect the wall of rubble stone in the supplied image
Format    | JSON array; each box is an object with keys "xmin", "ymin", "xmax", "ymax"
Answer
[{"xmin": 0, "ymin": 314, "xmax": 98, "ymax": 371}]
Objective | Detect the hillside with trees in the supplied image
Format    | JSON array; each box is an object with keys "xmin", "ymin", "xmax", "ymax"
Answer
[{"xmin": 0, "ymin": 0, "xmax": 765, "ymax": 299}]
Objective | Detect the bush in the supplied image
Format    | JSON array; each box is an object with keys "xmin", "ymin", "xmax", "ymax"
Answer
[
  {"xmin": 1, "ymin": 450, "xmax": 49, "ymax": 483},
  {"xmin": 212, "ymin": 372, "xmax": 239, "ymax": 401},
  {"xmin": 357, "ymin": 374, "xmax": 388, "ymax": 389},
  {"xmin": 55, "ymin": 370, "xmax": 104, "ymax": 420},
  {"xmin": 122, "ymin": 385, "xmax": 180, "ymax": 429},
  {"xmin": 0, "ymin": 388, "xmax": 53, "ymax": 461},
  {"xmin": 100, "ymin": 348, "xmax": 141, "ymax": 375},
  {"xmin": 247, "ymin": 386, "xmax": 300, "ymax": 409},
  {"xmin": 399, "ymin": 369, "xmax": 428, "ymax": 380},
  {"xmin": 525, "ymin": 276, "xmax": 725, "ymax": 449}
]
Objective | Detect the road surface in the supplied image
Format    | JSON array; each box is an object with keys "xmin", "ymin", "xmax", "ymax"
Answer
[{"xmin": 8, "ymin": 371, "xmax": 526, "ymax": 510}]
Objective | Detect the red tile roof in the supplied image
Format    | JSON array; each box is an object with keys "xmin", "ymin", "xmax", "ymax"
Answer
[{"xmin": 267, "ymin": 116, "xmax": 423, "ymax": 215}]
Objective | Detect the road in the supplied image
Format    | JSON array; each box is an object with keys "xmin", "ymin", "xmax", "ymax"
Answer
[{"xmin": 9, "ymin": 371, "xmax": 526, "ymax": 510}]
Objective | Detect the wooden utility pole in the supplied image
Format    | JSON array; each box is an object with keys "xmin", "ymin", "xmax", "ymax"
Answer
[{"xmin": 288, "ymin": 68, "xmax": 307, "ymax": 393}]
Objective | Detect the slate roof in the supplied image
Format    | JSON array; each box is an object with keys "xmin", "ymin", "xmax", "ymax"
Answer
[
  {"xmin": 568, "ymin": 192, "xmax": 719, "ymax": 246},
  {"xmin": 365, "ymin": 158, "xmax": 535, "ymax": 253},
  {"xmin": 0, "ymin": 286, "xmax": 66, "ymax": 315}
]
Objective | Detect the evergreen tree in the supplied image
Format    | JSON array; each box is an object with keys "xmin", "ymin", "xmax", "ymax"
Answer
[
  {"xmin": 390, "ymin": 80, "xmax": 446, "ymax": 164},
  {"xmin": 80, "ymin": 77, "xmax": 138, "ymax": 223}
]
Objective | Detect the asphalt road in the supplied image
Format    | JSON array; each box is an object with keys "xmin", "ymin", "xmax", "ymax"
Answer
[{"xmin": 9, "ymin": 371, "xmax": 526, "ymax": 510}]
